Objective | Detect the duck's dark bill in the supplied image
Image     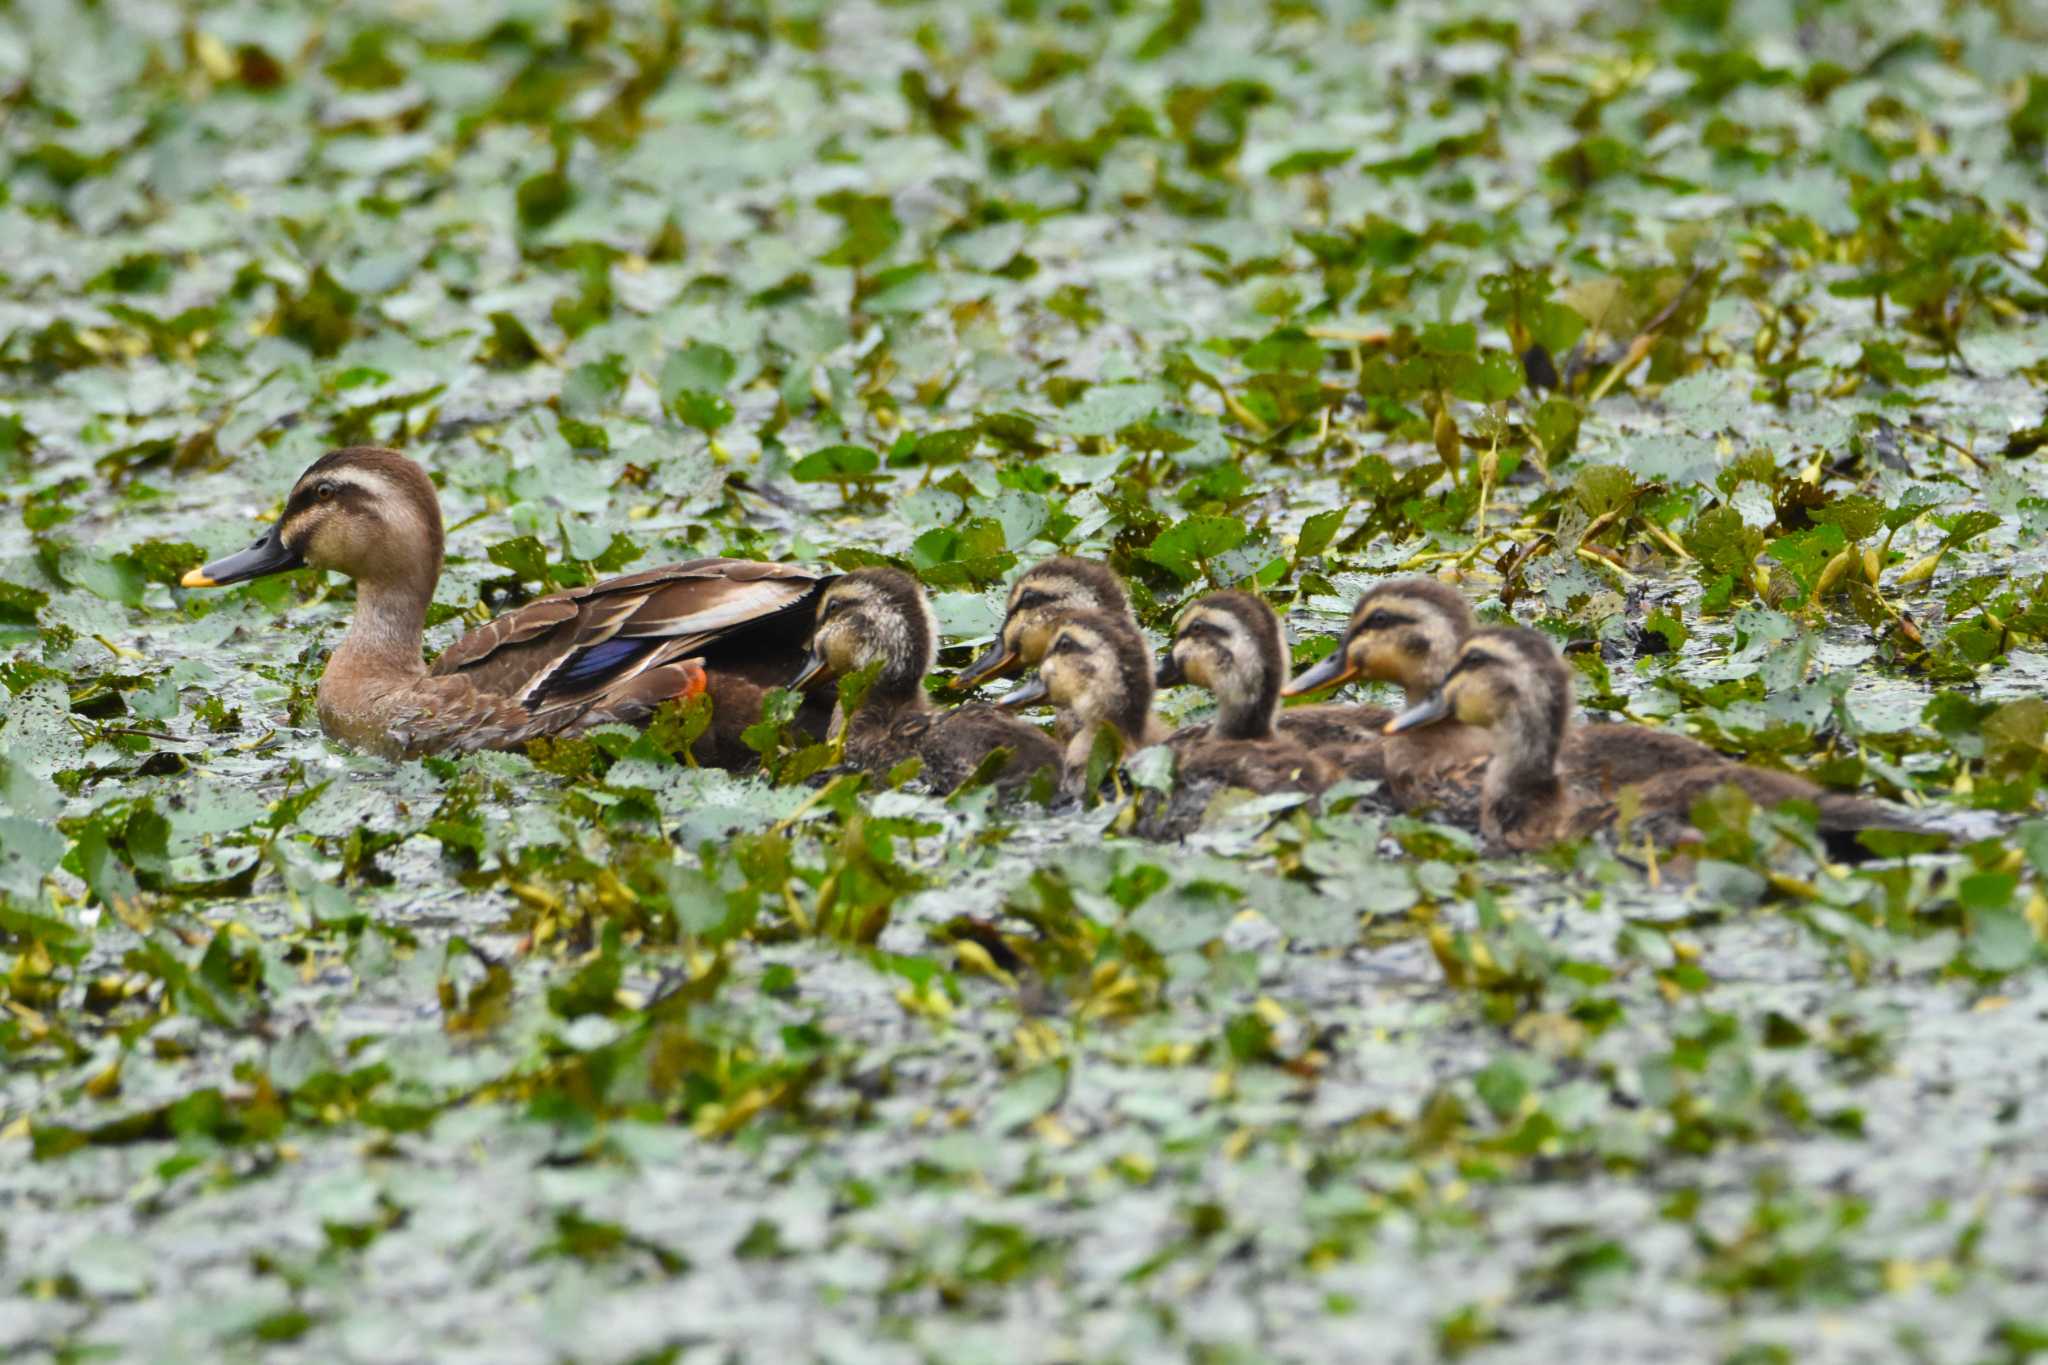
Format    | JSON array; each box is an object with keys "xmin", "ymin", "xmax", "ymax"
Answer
[
  {"xmin": 1282, "ymin": 652, "xmax": 1357, "ymax": 698},
  {"xmin": 1384, "ymin": 692, "xmax": 1451, "ymax": 735},
  {"xmin": 950, "ymin": 643, "xmax": 1017, "ymax": 689},
  {"xmin": 1154, "ymin": 655, "xmax": 1186, "ymax": 688},
  {"xmin": 180, "ymin": 523, "xmax": 303, "ymax": 588},
  {"xmin": 995, "ymin": 675, "xmax": 1049, "ymax": 709},
  {"xmin": 789, "ymin": 653, "xmax": 829, "ymax": 690}
]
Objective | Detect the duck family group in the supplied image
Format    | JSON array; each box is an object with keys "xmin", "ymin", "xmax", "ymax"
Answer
[{"xmin": 181, "ymin": 447, "xmax": 1921, "ymax": 853}]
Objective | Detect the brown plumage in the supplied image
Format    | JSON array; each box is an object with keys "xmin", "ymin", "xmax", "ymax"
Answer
[
  {"xmin": 1158, "ymin": 590, "xmax": 1391, "ymax": 780},
  {"xmin": 1004, "ymin": 609, "xmax": 1331, "ymax": 837},
  {"xmin": 181, "ymin": 447, "xmax": 833, "ymax": 762},
  {"xmin": 795, "ymin": 568, "xmax": 1060, "ymax": 794},
  {"xmin": 1385, "ymin": 627, "xmax": 1928, "ymax": 856},
  {"xmin": 1284, "ymin": 576, "xmax": 1727, "ymax": 812}
]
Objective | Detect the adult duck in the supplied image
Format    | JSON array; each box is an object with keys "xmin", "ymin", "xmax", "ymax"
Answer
[{"xmin": 180, "ymin": 446, "xmax": 833, "ymax": 764}]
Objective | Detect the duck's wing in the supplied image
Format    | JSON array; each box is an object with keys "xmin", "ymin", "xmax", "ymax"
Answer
[
  {"xmin": 1564, "ymin": 723, "xmax": 1724, "ymax": 795},
  {"xmin": 430, "ymin": 558, "xmax": 831, "ymax": 709},
  {"xmin": 381, "ymin": 660, "xmax": 709, "ymax": 756}
]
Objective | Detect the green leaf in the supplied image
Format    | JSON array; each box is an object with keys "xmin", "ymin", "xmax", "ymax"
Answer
[
  {"xmin": 662, "ymin": 343, "xmax": 737, "ymax": 397},
  {"xmin": 1965, "ymin": 906, "xmax": 2037, "ymax": 974},
  {"xmin": 1143, "ymin": 515, "xmax": 1248, "ymax": 582},
  {"xmin": 672, "ymin": 390, "xmax": 734, "ymax": 434},
  {"xmin": 1295, "ymin": 508, "xmax": 1344, "ymax": 560},
  {"xmin": 986, "ymin": 1063, "xmax": 1066, "ymax": 1133},
  {"xmin": 1242, "ymin": 328, "xmax": 1324, "ymax": 374},
  {"xmin": 561, "ymin": 355, "xmax": 628, "ymax": 416},
  {"xmin": 1267, "ymin": 147, "xmax": 1354, "ymax": 177},
  {"xmin": 789, "ymin": 444, "xmax": 881, "ymax": 482}
]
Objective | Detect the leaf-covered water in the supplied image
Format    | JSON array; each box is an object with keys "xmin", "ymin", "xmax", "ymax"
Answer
[{"xmin": 5, "ymin": 1, "xmax": 2048, "ymax": 1360}]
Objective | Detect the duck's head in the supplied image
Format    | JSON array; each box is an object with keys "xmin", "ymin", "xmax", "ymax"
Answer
[
  {"xmin": 952, "ymin": 556, "xmax": 1129, "ymax": 689},
  {"xmin": 1384, "ymin": 627, "xmax": 1570, "ymax": 746},
  {"xmin": 1283, "ymin": 577, "xmax": 1474, "ymax": 703},
  {"xmin": 791, "ymin": 567, "xmax": 936, "ymax": 695},
  {"xmin": 181, "ymin": 447, "xmax": 444, "ymax": 593},
  {"xmin": 1156, "ymin": 590, "xmax": 1286, "ymax": 740},
  {"xmin": 997, "ymin": 608, "xmax": 1153, "ymax": 748}
]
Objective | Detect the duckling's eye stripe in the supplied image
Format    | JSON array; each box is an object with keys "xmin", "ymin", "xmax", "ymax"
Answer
[
  {"xmin": 1444, "ymin": 651, "xmax": 1495, "ymax": 679},
  {"xmin": 1358, "ymin": 609, "xmax": 1412, "ymax": 631},
  {"xmin": 1014, "ymin": 589, "xmax": 1053, "ymax": 610}
]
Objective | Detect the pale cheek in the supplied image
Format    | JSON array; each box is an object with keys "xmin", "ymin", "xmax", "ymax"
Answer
[
  {"xmin": 1453, "ymin": 690, "xmax": 1497, "ymax": 726},
  {"xmin": 1181, "ymin": 650, "xmax": 1211, "ymax": 690},
  {"xmin": 820, "ymin": 626, "xmax": 857, "ymax": 671},
  {"xmin": 1014, "ymin": 621, "xmax": 1050, "ymax": 663}
]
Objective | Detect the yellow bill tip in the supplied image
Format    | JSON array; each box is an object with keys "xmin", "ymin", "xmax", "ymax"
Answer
[{"xmin": 180, "ymin": 568, "xmax": 218, "ymax": 588}]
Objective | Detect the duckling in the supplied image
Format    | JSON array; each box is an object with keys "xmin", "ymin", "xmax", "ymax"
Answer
[
  {"xmin": 951, "ymin": 555, "xmax": 1133, "ymax": 690},
  {"xmin": 1000, "ymin": 610, "xmax": 1331, "ymax": 836},
  {"xmin": 791, "ymin": 568, "xmax": 1061, "ymax": 794},
  {"xmin": 1386, "ymin": 627, "xmax": 1925, "ymax": 855},
  {"xmin": 1283, "ymin": 577, "xmax": 1725, "ymax": 806},
  {"xmin": 1156, "ymin": 590, "xmax": 1392, "ymax": 780},
  {"xmin": 180, "ymin": 446, "xmax": 834, "ymax": 763}
]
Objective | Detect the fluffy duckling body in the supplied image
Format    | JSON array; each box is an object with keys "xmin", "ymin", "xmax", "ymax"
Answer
[
  {"xmin": 1003, "ymin": 610, "xmax": 1331, "ymax": 836},
  {"xmin": 1159, "ymin": 591, "xmax": 1390, "ymax": 782},
  {"xmin": 796, "ymin": 569, "xmax": 1060, "ymax": 794},
  {"xmin": 1285, "ymin": 577, "xmax": 1723, "ymax": 813},
  {"xmin": 1387, "ymin": 628, "xmax": 1924, "ymax": 855},
  {"xmin": 181, "ymin": 447, "xmax": 832, "ymax": 762}
]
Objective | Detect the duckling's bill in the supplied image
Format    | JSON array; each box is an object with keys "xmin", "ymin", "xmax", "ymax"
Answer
[
  {"xmin": 996, "ymin": 674, "xmax": 1050, "ymax": 709},
  {"xmin": 181, "ymin": 523, "xmax": 303, "ymax": 588},
  {"xmin": 1154, "ymin": 653, "xmax": 1186, "ymax": 688},
  {"xmin": 950, "ymin": 642, "xmax": 1018, "ymax": 690},
  {"xmin": 1282, "ymin": 652, "xmax": 1358, "ymax": 698},
  {"xmin": 1384, "ymin": 691, "xmax": 1451, "ymax": 735},
  {"xmin": 789, "ymin": 652, "xmax": 829, "ymax": 690}
]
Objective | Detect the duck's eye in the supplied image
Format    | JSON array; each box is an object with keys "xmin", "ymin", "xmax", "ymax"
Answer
[
  {"xmin": 1444, "ymin": 651, "xmax": 1492, "ymax": 680},
  {"xmin": 1014, "ymin": 588, "xmax": 1053, "ymax": 611},
  {"xmin": 1049, "ymin": 635, "xmax": 1083, "ymax": 656},
  {"xmin": 1360, "ymin": 610, "xmax": 1396, "ymax": 632},
  {"xmin": 316, "ymin": 481, "xmax": 337, "ymax": 501}
]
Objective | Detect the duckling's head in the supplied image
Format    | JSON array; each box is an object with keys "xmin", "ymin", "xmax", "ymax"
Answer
[
  {"xmin": 794, "ymin": 567, "xmax": 935, "ymax": 698},
  {"xmin": 999, "ymin": 608, "xmax": 1154, "ymax": 749},
  {"xmin": 181, "ymin": 447, "xmax": 444, "ymax": 593},
  {"xmin": 1157, "ymin": 590, "xmax": 1286, "ymax": 741},
  {"xmin": 953, "ymin": 556, "xmax": 1129, "ymax": 689},
  {"xmin": 1385, "ymin": 627, "xmax": 1571, "ymax": 749},
  {"xmin": 1283, "ymin": 577, "xmax": 1474, "ymax": 704}
]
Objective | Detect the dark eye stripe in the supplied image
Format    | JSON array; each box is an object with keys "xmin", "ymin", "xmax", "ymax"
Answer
[
  {"xmin": 1444, "ymin": 650, "xmax": 1495, "ymax": 680},
  {"xmin": 1359, "ymin": 609, "xmax": 1413, "ymax": 632},
  {"xmin": 1015, "ymin": 589, "xmax": 1052, "ymax": 611}
]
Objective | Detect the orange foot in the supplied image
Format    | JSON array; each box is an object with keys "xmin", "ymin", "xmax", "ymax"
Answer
[{"xmin": 673, "ymin": 659, "xmax": 710, "ymax": 702}]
